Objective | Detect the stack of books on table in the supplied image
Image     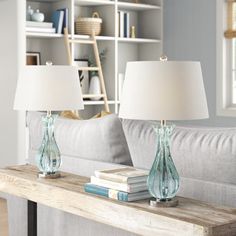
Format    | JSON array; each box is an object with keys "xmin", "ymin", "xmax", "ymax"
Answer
[
  {"xmin": 84, "ymin": 167, "xmax": 151, "ymax": 202},
  {"xmin": 118, "ymin": 11, "xmax": 130, "ymax": 38}
]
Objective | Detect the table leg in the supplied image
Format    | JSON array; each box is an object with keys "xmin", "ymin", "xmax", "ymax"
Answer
[{"xmin": 28, "ymin": 200, "xmax": 37, "ymax": 236}]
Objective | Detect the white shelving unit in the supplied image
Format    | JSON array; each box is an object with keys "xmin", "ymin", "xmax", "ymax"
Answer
[{"xmin": 25, "ymin": 0, "xmax": 163, "ymax": 118}]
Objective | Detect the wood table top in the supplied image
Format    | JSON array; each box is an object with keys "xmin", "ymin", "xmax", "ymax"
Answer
[{"xmin": 0, "ymin": 164, "xmax": 236, "ymax": 236}]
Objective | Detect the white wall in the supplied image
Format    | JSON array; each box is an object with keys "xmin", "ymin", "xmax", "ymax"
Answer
[
  {"xmin": 0, "ymin": 0, "xmax": 25, "ymax": 167},
  {"xmin": 164, "ymin": 0, "xmax": 236, "ymax": 127}
]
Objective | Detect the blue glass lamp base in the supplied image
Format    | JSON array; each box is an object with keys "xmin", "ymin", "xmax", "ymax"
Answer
[
  {"xmin": 36, "ymin": 113, "xmax": 62, "ymax": 178},
  {"xmin": 147, "ymin": 122, "xmax": 180, "ymax": 204}
]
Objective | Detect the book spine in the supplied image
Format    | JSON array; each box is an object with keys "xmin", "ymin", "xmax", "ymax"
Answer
[
  {"xmin": 91, "ymin": 176, "xmax": 130, "ymax": 192},
  {"xmin": 124, "ymin": 13, "xmax": 127, "ymax": 38},
  {"xmin": 84, "ymin": 184, "xmax": 129, "ymax": 202},
  {"xmin": 119, "ymin": 11, "xmax": 124, "ymax": 38},
  {"xmin": 84, "ymin": 183, "xmax": 109, "ymax": 197},
  {"xmin": 126, "ymin": 13, "xmax": 130, "ymax": 38}
]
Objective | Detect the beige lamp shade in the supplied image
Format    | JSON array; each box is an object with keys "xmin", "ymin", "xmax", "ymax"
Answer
[
  {"xmin": 119, "ymin": 61, "xmax": 209, "ymax": 121},
  {"xmin": 14, "ymin": 66, "xmax": 84, "ymax": 111}
]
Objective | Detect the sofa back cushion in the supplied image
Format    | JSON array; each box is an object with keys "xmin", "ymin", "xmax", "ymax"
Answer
[
  {"xmin": 122, "ymin": 119, "xmax": 236, "ymax": 185},
  {"xmin": 27, "ymin": 112, "xmax": 132, "ymax": 165}
]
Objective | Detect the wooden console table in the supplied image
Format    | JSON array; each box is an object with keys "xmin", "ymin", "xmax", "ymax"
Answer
[{"xmin": 0, "ymin": 165, "xmax": 236, "ymax": 236}]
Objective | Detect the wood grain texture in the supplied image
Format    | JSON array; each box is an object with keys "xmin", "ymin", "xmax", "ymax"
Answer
[
  {"xmin": 0, "ymin": 165, "xmax": 236, "ymax": 236},
  {"xmin": 0, "ymin": 198, "xmax": 9, "ymax": 236}
]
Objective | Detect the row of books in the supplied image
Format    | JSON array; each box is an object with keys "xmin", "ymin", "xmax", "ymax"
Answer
[
  {"xmin": 84, "ymin": 167, "xmax": 151, "ymax": 202},
  {"xmin": 118, "ymin": 11, "xmax": 130, "ymax": 38},
  {"xmin": 26, "ymin": 8, "xmax": 68, "ymax": 34}
]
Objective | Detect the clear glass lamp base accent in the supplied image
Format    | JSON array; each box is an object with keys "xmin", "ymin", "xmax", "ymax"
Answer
[
  {"xmin": 36, "ymin": 114, "xmax": 61, "ymax": 178},
  {"xmin": 147, "ymin": 123, "xmax": 179, "ymax": 206}
]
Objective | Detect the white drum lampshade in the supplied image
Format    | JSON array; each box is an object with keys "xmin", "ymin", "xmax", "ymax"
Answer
[
  {"xmin": 14, "ymin": 66, "xmax": 84, "ymax": 111},
  {"xmin": 119, "ymin": 61, "xmax": 209, "ymax": 121}
]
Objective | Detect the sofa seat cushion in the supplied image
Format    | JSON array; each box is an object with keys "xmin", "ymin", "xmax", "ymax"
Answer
[
  {"xmin": 122, "ymin": 119, "xmax": 236, "ymax": 186},
  {"xmin": 27, "ymin": 112, "xmax": 132, "ymax": 165}
]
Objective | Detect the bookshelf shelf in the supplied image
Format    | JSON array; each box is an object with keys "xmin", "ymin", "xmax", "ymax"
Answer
[
  {"xmin": 83, "ymin": 100, "xmax": 116, "ymax": 105},
  {"xmin": 74, "ymin": 0, "xmax": 115, "ymax": 7},
  {"xmin": 26, "ymin": 32, "xmax": 64, "ymax": 39},
  {"xmin": 117, "ymin": 2, "xmax": 161, "ymax": 11},
  {"xmin": 118, "ymin": 37, "xmax": 161, "ymax": 43},
  {"xmin": 73, "ymin": 35, "xmax": 115, "ymax": 41},
  {"xmin": 25, "ymin": 0, "xmax": 163, "ymax": 117}
]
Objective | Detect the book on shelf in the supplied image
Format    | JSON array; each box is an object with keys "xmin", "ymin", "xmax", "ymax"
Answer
[
  {"xmin": 57, "ymin": 8, "xmax": 69, "ymax": 30},
  {"xmin": 84, "ymin": 183, "xmax": 151, "ymax": 202},
  {"xmin": 26, "ymin": 21, "xmax": 53, "ymax": 28},
  {"xmin": 118, "ymin": 11, "xmax": 130, "ymax": 38},
  {"xmin": 90, "ymin": 176, "xmax": 148, "ymax": 193},
  {"xmin": 95, "ymin": 167, "xmax": 148, "ymax": 184},
  {"xmin": 26, "ymin": 27, "xmax": 56, "ymax": 33},
  {"xmin": 52, "ymin": 10, "xmax": 64, "ymax": 34}
]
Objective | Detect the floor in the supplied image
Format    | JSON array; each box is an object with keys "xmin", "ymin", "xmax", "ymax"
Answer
[{"xmin": 0, "ymin": 198, "xmax": 8, "ymax": 236}]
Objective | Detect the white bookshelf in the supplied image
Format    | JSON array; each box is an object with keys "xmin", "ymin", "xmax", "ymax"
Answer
[{"xmin": 25, "ymin": 0, "xmax": 163, "ymax": 118}]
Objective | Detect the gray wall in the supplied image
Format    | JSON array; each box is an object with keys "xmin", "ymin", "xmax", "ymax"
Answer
[{"xmin": 164, "ymin": 0, "xmax": 236, "ymax": 126}]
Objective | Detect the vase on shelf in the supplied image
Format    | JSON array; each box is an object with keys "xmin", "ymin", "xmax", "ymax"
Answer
[{"xmin": 89, "ymin": 75, "xmax": 102, "ymax": 101}]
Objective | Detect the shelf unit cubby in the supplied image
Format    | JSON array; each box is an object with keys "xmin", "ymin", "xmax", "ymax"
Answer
[{"xmin": 25, "ymin": 0, "xmax": 162, "ymax": 118}]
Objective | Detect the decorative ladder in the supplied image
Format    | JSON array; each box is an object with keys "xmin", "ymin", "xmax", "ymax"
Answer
[{"xmin": 64, "ymin": 28, "xmax": 110, "ymax": 113}]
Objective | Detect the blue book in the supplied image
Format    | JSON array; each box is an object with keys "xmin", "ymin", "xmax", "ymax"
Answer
[
  {"xmin": 124, "ymin": 13, "xmax": 127, "ymax": 38},
  {"xmin": 51, "ymin": 10, "xmax": 64, "ymax": 34},
  {"xmin": 57, "ymin": 8, "xmax": 69, "ymax": 32},
  {"xmin": 84, "ymin": 183, "xmax": 151, "ymax": 202}
]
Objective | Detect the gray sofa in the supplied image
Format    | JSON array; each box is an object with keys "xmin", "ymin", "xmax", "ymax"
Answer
[{"xmin": 4, "ymin": 112, "xmax": 236, "ymax": 236}]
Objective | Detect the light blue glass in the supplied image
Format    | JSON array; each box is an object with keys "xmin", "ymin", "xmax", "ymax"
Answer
[
  {"xmin": 147, "ymin": 123, "xmax": 179, "ymax": 201},
  {"xmin": 36, "ymin": 114, "xmax": 61, "ymax": 175}
]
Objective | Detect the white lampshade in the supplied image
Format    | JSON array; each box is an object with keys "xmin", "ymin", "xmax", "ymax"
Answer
[
  {"xmin": 14, "ymin": 66, "xmax": 84, "ymax": 111},
  {"xmin": 119, "ymin": 61, "xmax": 209, "ymax": 121}
]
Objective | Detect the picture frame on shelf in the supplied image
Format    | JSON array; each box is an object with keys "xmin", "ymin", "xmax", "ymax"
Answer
[
  {"xmin": 26, "ymin": 52, "xmax": 41, "ymax": 65},
  {"xmin": 74, "ymin": 59, "xmax": 89, "ymax": 97}
]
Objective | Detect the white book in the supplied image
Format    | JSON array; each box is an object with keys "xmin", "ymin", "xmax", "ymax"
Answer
[
  {"xmin": 26, "ymin": 21, "xmax": 53, "ymax": 28},
  {"xmin": 119, "ymin": 11, "xmax": 124, "ymax": 38},
  {"xmin": 126, "ymin": 13, "xmax": 130, "ymax": 38},
  {"xmin": 26, "ymin": 27, "xmax": 56, "ymax": 33},
  {"xmin": 91, "ymin": 176, "xmax": 148, "ymax": 193},
  {"xmin": 95, "ymin": 167, "xmax": 148, "ymax": 184},
  {"xmin": 57, "ymin": 10, "xmax": 64, "ymax": 34}
]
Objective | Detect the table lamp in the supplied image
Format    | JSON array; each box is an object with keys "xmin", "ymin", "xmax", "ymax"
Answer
[
  {"xmin": 14, "ymin": 66, "xmax": 84, "ymax": 178},
  {"xmin": 119, "ymin": 61, "xmax": 209, "ymax": 207}
]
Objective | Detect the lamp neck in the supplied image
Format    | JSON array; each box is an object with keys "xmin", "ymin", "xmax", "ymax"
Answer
[
  {"xmin": 47, "ymin": 110, "xmax": 52, "ymax": 117},
  {"xmin": 160, "ymin": 120, "xmax": 167, "ymax": 127}
]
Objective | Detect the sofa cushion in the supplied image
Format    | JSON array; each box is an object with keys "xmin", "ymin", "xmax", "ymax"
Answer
[
  {"xmin": 27, "ymin": 112, "xmax": 132, "ymax": 165},
  {"xmin": 122, "ymin": 119, "xmax": 236, "ymax": 186}
]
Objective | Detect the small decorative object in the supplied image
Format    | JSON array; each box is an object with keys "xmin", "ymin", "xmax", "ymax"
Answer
[
  {"xmin": 119, "ymin": 59, "xmax": 209, "ymax": 207},
  {"xmin": 130, "ymin": 26, "xmax": 136, "ymax": 38},
  {"xmin": 26, "ymin": 5, "xmax": 34, "ymax": 21},
  {"xmin": 118, "ymin": 73, "xmax": 124, "ymax": 100},
  {"xmin": 14, "ymin": 65, "xmax": 84, "ymax": 178},
  {"xmin": 75, "ymin": 12, "xmax": 102, "ymax": 36},
  {"xmin": 89, "ymin": 75, "xmax": 102, "ymax": 100},
  {"xmin": 88, "ymin": 49, "xmax": 107, "ymax": 101},
  {"xmin": 74, "ymin": 59, "xmax": 89, "ymax": 95},
  {"xmin": 26, "ymin": 52, "xmax": 41, "ymax": 65},
  {"xmin": 31, "ymin": 9, "xmax": 45, "ymax": 22}
]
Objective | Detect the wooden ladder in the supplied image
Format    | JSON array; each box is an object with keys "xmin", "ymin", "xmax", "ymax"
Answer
[{"xmin": 64, "ymin": 28, "xmax": 110, "ymax": 113}]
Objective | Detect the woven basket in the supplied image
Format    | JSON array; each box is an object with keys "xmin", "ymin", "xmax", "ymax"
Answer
[{"xmin": 75, "ymin": 12, "xmax": 102, "ymax": 36}]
